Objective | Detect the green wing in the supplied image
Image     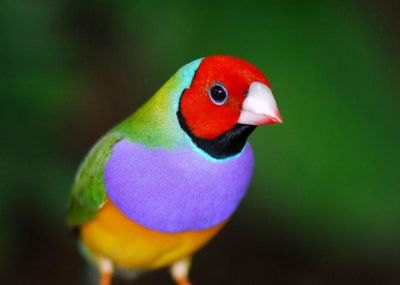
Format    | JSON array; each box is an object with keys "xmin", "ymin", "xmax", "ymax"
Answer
[{"xmin": 67, "ymin": 131, "xmax": 121, "ymax": 227}]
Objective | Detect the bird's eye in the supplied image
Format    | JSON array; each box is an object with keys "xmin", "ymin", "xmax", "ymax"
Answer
[{"xmin": 208, "ymin": 83, "xmax": 228, "ymax": 105}]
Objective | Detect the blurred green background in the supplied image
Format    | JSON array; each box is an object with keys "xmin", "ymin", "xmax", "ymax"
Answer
[{"xmin": 1, "ymin": 0, "xmax": 399, "ymax": 284}]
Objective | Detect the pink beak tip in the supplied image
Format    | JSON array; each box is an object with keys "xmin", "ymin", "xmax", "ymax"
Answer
[{"xmin": 274, "ymin": 111, "xmax": 283, "ymax": 123}]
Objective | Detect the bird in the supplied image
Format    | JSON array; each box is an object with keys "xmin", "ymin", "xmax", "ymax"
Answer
[{"xmin": 67, "ymin": 55, "xmax": 282, "ymax": 285}]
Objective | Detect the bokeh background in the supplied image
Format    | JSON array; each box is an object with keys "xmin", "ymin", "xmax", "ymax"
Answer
[{"xmin": 1, "ymin": 0, "xmax": 399, "ymax": 284}]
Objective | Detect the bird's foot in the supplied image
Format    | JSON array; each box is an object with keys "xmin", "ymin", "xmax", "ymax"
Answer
[
  {"xmin": 99, "ymin": 258, "xmax": 114, "ymax": 285},
  {"xmin": 170, "ymin": 257, "xmax": 192, "ymax": 285},
  {"xmin": 177, "ymin": 277, "xmax": 193, "ymax": 285}
]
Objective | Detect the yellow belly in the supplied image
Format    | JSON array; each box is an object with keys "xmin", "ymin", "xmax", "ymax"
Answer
[{"xmin": 81, "ymin": 201, "xmax": 224, "ymax": 269}]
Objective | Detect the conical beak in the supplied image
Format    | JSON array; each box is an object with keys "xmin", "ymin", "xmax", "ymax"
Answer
[{"xmin": 238, "ymin": 82, "xmax": 283, "ymax": 126}]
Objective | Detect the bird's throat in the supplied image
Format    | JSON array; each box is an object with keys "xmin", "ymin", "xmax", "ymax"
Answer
[{"xmin": 177, "ymin": 109, "xmax": 256, "ymax": 159}]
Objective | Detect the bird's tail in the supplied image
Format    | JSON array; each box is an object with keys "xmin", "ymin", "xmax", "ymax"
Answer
[{"xmin": 114, "ymin": 266, "xmax": 144, "ymax": 281}]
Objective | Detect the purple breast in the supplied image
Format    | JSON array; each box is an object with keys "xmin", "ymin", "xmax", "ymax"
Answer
[{"xmin": 104, "ymin": 139, "xmax": 254, "ymax": 233}]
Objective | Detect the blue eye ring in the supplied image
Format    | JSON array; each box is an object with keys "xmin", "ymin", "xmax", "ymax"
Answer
[{"xmin": 208, "ymin": 83, "xmax": 228, "ymax": 105}]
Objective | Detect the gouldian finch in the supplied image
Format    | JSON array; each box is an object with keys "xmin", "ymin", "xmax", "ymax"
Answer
[{"xmin": 67, "ymin": 55, "xmax": 282, "ymax": 285}]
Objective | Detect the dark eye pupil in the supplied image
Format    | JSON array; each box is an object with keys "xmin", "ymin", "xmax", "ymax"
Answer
[{"xmin": 209, "ymin": 84, "xmax": 227, "ymax": 104}]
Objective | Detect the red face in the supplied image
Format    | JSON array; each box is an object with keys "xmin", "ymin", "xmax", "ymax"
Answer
[{"xmin": 179, "ymin": 55, "xmax": 271, "ymax": 140}]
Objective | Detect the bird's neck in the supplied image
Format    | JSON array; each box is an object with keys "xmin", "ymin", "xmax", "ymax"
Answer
[
  {"xmin": 116, "ymin": 72, "xmax": 189, "ymax": 148},
  {"xmin": 177, "ymin": 107, "xmax": 255, "ymax": 159}
]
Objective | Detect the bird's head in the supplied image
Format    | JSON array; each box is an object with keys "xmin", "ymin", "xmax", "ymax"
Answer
[{"xmin": 176, "ymin": 55, "xmax": 282, "ymax": 159}]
